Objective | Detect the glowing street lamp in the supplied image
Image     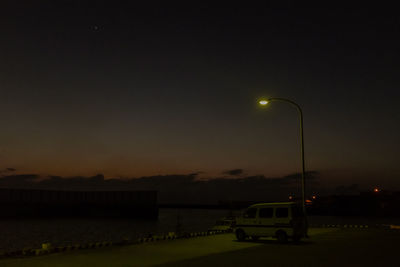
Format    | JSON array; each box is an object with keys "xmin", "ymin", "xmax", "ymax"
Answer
[{"xmin": 258, "ymin": 97, "xmax": 307, "ymax": 217}]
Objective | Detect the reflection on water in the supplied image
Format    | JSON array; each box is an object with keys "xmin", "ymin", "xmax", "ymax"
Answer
[{"xmin": 0, "ymin": 208, "xmax": 399, "ymax": 253}]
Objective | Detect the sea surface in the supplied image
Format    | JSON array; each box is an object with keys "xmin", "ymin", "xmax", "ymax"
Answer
[{"xmin": 1, "ymin": 208, "xmax": 399, "ymax": 253}]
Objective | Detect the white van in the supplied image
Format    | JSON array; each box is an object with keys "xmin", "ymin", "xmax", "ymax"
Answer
[{"xmin": 235, "ymin": 202, "xmax": 307, "ymax": 243}]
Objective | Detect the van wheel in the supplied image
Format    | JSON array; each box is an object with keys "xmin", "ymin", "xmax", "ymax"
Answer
[
  {"xmin": 276, "ymin": 230, "xmax": 288, "ymax": 243},
  {"xmin": 236, "ymin": 229, "xmax": 246, "ymax": 242}
]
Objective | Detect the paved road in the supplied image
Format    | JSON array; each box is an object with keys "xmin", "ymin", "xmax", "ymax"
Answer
[
  {"xmin": 159, "ymin": 229, "xmax": 400, "ymax": 267},
  {"xmin": 1, "ymin": 228, "xmax": 398, "ymax": 267}
]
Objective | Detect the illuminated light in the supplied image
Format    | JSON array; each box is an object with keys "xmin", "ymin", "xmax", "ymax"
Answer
[
  {"xmin": 373, "ymin": 188, "xmax": 379, "ymax": 193},
  {"xmin": 288, "ymin": 195, "xmax": 293, "ymax": 200},
  {"xmin": 259, "ymin": 100, "xmax": 268, "ymax": 105},
  {"xmin": 312, "ymin": 195, "xmax": 316, "ymax": 200}
]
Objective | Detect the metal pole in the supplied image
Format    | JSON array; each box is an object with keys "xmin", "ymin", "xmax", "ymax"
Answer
[
  {"xmin": 266, "ymin": 98, "xmax": 306, "ymax": 216},
  {"xmin": 299, "ymin": 107, "xmax": 306, "ymax": 217}
]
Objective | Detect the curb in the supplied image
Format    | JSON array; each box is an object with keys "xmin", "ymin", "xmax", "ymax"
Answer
[
  {"xmin": 309, "ymin": 224, "xmax": 370, "ymax": 229},
  {"xmin": 0, "ymin": 230, "xmax": 230, "ymax": 260},
  {"xmin": 308, "ymin": 224, "xmax": 400, "ymax": 229}
]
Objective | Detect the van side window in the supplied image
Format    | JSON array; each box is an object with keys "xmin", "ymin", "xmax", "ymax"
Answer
[
  {"xmin": 244, "ymin": 208, "xmax": 257, "ymax": 218},
  {"xmin": 259, "ymin": 208, "xmax": 273, "ymax": 218},
  {"xmin": 276, "ymin": 208, "xmax": 288, "ymax": 218}
]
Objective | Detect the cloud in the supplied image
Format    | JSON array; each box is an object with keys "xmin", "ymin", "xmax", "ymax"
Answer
[
  {"xmin": 0, "ymin": 168, "xmax": 16, "ymax": 175},
  {"xmin": 222, "ymin": 169, "xmax": 244, "ymax": 176},
  {"xmin": 0, "ymin": 174, "xmax": 39, "ymax": 187}
]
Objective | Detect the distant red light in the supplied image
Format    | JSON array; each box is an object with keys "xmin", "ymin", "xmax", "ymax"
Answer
[
  {"xmin": 312, "ymin": 195, "xmax": 316, "ymax": 200},
  {"xmin": 373, "ymin": 188, "xmax": 379, "ymax": 193}
]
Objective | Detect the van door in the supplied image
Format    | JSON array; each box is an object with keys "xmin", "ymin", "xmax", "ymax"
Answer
[{"xmin": 258, "ymin": 207, "xmax": 274, "ymax": 236}]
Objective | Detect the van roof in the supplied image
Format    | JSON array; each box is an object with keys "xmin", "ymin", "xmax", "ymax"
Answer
[{"xmin": 249, "ymin": 202, "xmax": 296, "ymax": 208}]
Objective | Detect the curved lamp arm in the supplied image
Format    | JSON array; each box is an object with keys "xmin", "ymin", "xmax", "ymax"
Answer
[{"xmin": 261, "ymin": 97, "xmax": 306, "ymax": 218}]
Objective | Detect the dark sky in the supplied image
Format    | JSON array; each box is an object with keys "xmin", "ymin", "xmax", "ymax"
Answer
[{"xmin": 1, "ymin": 2, "xmax": 399, "ymax": 189}]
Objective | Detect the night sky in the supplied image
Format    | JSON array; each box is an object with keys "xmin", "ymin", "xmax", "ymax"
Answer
[{"xmin": 1, "ymin": 2, "xmax": 399, "ymax": 189}]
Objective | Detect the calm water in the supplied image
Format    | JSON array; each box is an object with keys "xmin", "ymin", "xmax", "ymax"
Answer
[{"xmin": 1, "ymin": 208, "xmax": 399, "ymax": 253}]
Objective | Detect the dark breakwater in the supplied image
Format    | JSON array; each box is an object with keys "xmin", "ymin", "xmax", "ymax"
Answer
[{"xmin": 0, "ymin": 188, "xmax": 158, "ymax": 219}]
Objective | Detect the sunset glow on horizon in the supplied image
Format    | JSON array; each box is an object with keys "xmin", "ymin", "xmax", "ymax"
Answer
[{"xmin": 0, "ymin": 3, "xmax": 399, "ymax": 191}]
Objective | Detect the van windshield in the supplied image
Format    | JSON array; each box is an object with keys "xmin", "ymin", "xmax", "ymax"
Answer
[{"xmin": 291, "ymin": 206, "xmax": 304, "ymax": 218}]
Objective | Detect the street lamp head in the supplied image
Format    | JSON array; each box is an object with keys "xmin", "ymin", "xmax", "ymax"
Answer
[{"xmin": 259, "ymin": 100, "xmax": 269, "ymax": 106}]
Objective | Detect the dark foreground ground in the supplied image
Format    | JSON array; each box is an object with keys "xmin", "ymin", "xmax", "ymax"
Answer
[
  {"xmin": 1, "ymin": 228, "xmax": 399, "ymax": 267},
  {"xmin": 159, "ymin": 229, "xmax": 400, "ymax": 267}
]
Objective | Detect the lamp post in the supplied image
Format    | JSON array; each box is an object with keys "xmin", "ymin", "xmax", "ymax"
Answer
[{"xmin": 258, "ymin": 98, "xmax": 307, "ymax": 217}]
